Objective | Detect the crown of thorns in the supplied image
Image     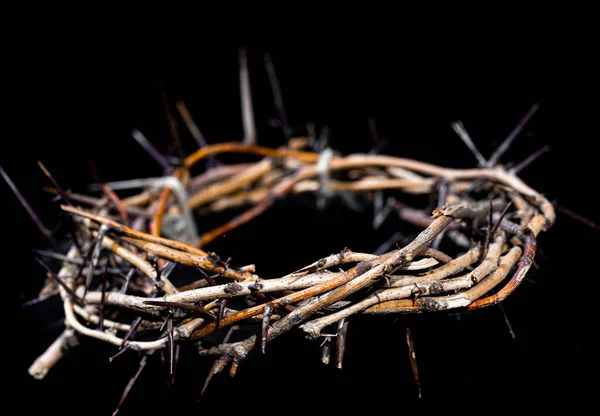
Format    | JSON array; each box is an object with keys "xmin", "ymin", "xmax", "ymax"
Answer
[{"xmin": 11, "ymin": 55, "xmax": 553, "ymax": 412}]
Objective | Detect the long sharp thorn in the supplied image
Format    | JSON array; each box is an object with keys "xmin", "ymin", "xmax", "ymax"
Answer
[
  {"xmin": 264, "ymin": 52, "xmax": 291, "ymax": 139},
  {"xmin": 167, "ymin": 316, "xmax": 174, "ymax": 381},
  {"xmin": 218, "ymin": 298, "xmax": 228, "ymax": 329},
  {"xmin": 35, "ymin": 257, "xmax": 84, "ymax": 304},
  {"xmin": 176, "ymin": 100, "xmax": 208, "ymax": 148},
  {"xmin": 131, "ymin": 129, "xmax": 171, "ymax": 172},
  {"xmin": 198, "ymin": 268, "xmax": 216, "ymax": 286},
  {"xmin": 37, "ymin": 161, "xmax": 73, "ymax": 207},
  {"xmin": 437, "ymin": 181, "xmax": 448, "ymax": 210},
  {"xmin": 20, "ymin": 290, "xmax": 58, "ymax": 308},
  {"xmin": 488, "ymin": 103, "xmax": 540, "ymax": 167},
  {"xmin": 33, "ymin": 249, "xmax": 83, "ymax": 265},
  {"xmin": 509, "ymin": 145, "xmax": 550, "ymax": 174},
  {"xmin": 172, "ymin": 344, "xmax": 180, "ymax": 385},
  {"xmin": 239, "ymin": 47, "xmax": 256, "ymax": 145},
  {"xmin": 1, "ymin": 165, "xmax": 61, "ymax": 252},
  {"xmin": 109, "ymin": 316, "xmax": 143, "ymax": 362},
  {"xmin": 112, "ymin": 353, "xmax": 149, "ymax": 416},
  {"xmin": 159, "ymin": 312, "xmax": 172, "ymax": 333},
  {"xmin": 144, "ymin": 300, "xmax": 217, "ymax": 321},
  {"xmin": 321, "ymin": 336, "xmax": 332, "ymax": 365},
  {"xmin": 84, "ymin": 224, "xmax": 109, "ymax": 297},
  {"xmin": 554, "ymin": 203, "xmax": 600, "ymax": 233},
  {"xmin": 451, "ymin": 121, "xmax": 487, "ymax": 167},
  {"xmin": 498, "ymin": 304, "xmax": 516, "ymax": 340},
  {"xmin": 492, "ymin": 200, "xmax": 514, "ymax": 236},
  {"xmin": 335, "ymin": 318, "xmax": 349, "ymax": 370},
  {"xmin": 120, "ymin": 268, "xmax": 135, "ymax": 294},
  {"xmin": 98, "ymin": 262, "xmax": 109, "ymax": 331},
  {"xmin": 261, "ymin": 305, "xmax": 273, "ymax": 354},
  {"xmin": 202, "ymin": 325, "xmax": 240, "ymax": 394},
  {"xmin": 88, "ymin": 160, "xmax": 129, "ymax": 226},
  {"xmin": 406, "ymin": 327, "xmax": 422, "ymax": 399},
  {"xmin": 158, "ymin": 81, "xmax": 185, "ymax": 162},
  {"xmin": 175, "ymin": 101, "xmax": 219, "ymax": 169}
]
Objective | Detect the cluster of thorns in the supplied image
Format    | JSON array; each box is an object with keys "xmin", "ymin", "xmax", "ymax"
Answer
[{"xmin": 8, "ymin": 52, "xmax": 556, "ymax": 413}]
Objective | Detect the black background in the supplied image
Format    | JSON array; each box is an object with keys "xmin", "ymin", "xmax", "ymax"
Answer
[{"xmin": 7, "ymin": 42, "xmax": 595, "ymax": 413}]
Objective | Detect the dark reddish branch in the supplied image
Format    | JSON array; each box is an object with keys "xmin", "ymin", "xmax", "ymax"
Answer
[{"xmin": 467, "ymin": 231, "xmax": 536, "ymax": 309}]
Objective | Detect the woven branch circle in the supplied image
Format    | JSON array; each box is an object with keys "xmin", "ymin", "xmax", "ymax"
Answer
[{"xmin": 23, "ymin": 108, "xmax": 554, "ymax": 405}]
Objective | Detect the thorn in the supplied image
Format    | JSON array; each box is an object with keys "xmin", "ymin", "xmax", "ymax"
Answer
[
  {"xmin": 131, "ymin": 129, "xmax": 171, "ymax": 172},
  {"xmin": 437, "ymin": 181, "xmax": 448, "ymax": 210},
  {"xmin": 20, "ymin": 290, "xmax": 58, "ymax": 308},
  {"xmin": 198, "ymin": 268, "xmax": 216, "ymax": 286},
  {"xmin": 175, "ymin": 100, "xmax": 208, "ymax": 148},
  {"xmin": 509, "ymin": 145, "xmax": 550, "ymax": 175},
  {"xmin": 488, "ymin": 103, "xmax": 540, "ymax": 167},
  {"xmin": 98, "ymin": 262, "xmax": 109, "ymax": 331},
  {"xmin": 120, "ymin": 268, "xmax": 135, "ymax": 294},
  {"xmin": 451, "ymin": 121, "xmax": 488, "ymax": 167},
  {"xmin": 112, "ymin": 352, "xmax": 150, "ymax": 416},
  {"xmin": 172, "ymin": 344, "xmax": 180, "ymax": 385},
  {"xmin": 84, "ymin": 224, "xmax": 109, "ymax": 297},
  {"xmin": 0, "ymin": 165, "xmax": 61, "ymax": 252},
  {"xmin": 218, "ymin": 299, "xmax": 227, "ymax": 329},
  {"xmin": 157, "ymin": 81, "xmax": 186, "ymax": 162},
  {"xmin": 321, "ymin": 336, "xmax": 332, "ymax": 365},
  {"xmin": 144, "ymin": 300, "xmax": 217, "ymax": 321},
  {"xmin": 34, "ymin": 257, "xmax": 85, "ymax": 304},
  {"xmin": 373, "ymin": 195, "xmax": 395, "ymax": 230},
  {"xmin": 498, "ymin": 304, "xmax": 516, "ymax": 340},
  {"xmin": 264, "ymin": 52, "xmax": 291, "ymax": 139},
  {"xmin": 167, "ymin": 316, "xmax": 174, "ymax": 381},
  {"xmin": 335, "ymin": 318, "xmax": 349, "ymax": 370},
  {"xmin": 88, "ymin": 160, "xmax": 130, "ymax": 226},
  {"xmin": 160, "ymin": 313, "xmax": 173, "ymax": 333},
  {"xmin": 261, "ymin": 305, "xmax": 273, "ymax": 354},
  {"xmin": 491, "ymin": 200, "xmax": 514, "ymax": 236},
  {"xmin": 239, "ymin": 47, "xmax": 256, "ymax": 145},
  {"xmin": 201, "ymin": 325, "xmax": 239, "ymax": 394},
  {"xmin": 406, "ymin": 327, "xmax": 422, "ymax": 399},
  {"xmin": 554, "ymin": 203, "xmax": 600, "ymax": 233},
  {"xmin": 109, "ymin": 316, "xmax": 143, "ymax": 362},
  {"xmin": 37, "ymin": 161, "xmax": 74, "ymax": 207}
]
